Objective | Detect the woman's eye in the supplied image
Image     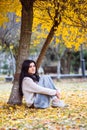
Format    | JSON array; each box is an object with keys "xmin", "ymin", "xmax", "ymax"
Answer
[
  {"xmin": 29, "ymin": 65, "xmax": 35, "ymax": 68},
  {"xmin": 29, "ymin": 66, "xmax": 33, "ymax": 68}
]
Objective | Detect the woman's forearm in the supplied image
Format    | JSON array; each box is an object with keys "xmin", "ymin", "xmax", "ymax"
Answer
[{"xmin": 23, "ymin": 77, "xmax": 57, "ymax": 96}]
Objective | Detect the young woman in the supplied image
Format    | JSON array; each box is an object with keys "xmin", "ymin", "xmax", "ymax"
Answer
[{"xmin": 19, "ymin": 59, "xmax": 67, "ymax": 108}]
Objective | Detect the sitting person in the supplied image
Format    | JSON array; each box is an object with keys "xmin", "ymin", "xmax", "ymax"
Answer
[{"xmin": 19, "ymin": 59, "xmax": 67, "ymax": 108}]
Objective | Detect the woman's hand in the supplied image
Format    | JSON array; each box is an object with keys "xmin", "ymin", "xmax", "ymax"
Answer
[{"xmin": 56, "ymin": 90, "xmax": 61, "ymax": 99}]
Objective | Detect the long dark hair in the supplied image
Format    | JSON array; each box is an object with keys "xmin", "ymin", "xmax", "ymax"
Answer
[{"xmin": 19, "ymin": 59, "xmax": 40, "ymax": 96}]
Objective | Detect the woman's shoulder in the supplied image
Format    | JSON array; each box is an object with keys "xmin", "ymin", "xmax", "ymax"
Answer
[{"xmin": 23, "ymin": 77, "xmax": 33, "ymax": 81}]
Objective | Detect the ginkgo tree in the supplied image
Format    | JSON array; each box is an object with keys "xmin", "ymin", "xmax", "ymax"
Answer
[
  {"xmin": 0, "ymin": 0, "xmax": 87, "ymax": 105},
  {"xmin": 33, "ymin": 0, "xmax": 87, "ymax": 68}
]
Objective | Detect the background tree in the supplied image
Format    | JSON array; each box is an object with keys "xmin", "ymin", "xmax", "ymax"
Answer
[
  {"xmin": 0, "ymin": 0, "xmax": 21, "ymax": 26},
  {"xmin": 0, "ymin": 13, "xmax": 20, "ymax": 47},
  {"xmin": 0, "ymin": 12, "xmax": 21, "ymax": 65},
  {"xmin": 71, "ymin": 51, "xmax": 80, "ymax": 74}
]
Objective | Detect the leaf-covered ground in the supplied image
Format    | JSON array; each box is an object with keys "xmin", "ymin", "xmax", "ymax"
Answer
[{"xmin": 0, "ymin": 78, "xmax": 87, "ymax": 130}]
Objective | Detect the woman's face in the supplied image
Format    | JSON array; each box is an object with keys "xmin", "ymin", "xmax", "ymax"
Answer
[{"xmin": 28, "ymin": 62, "xmax": 36, "ymax": 74}]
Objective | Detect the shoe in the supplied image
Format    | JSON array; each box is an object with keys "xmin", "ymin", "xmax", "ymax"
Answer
[{"xmin": 52, "ymin": 100, "xmax": 68, "ymax": 108}]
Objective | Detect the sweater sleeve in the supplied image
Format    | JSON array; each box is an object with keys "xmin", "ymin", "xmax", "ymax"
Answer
[{"xmin": 22, "ymin": 77, "xmax": 56, "ymax": 96}]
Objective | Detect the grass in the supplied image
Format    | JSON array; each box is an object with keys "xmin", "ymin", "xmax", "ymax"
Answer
[{"xmin": 0, "ymin": 78, "xmax": 87, "ymax": 130}]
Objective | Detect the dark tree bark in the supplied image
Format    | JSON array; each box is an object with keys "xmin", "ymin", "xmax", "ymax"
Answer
[{"xmin": 7, "ymin": 1, "xmax": 34, "ymax": 105}]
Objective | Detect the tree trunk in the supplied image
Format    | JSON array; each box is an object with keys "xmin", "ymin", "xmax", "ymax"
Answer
[
  {"xmin": 7, "ymin": 2, "xmax": 34, "ymax": 105},
  {"xmin": 36, "ymin": 25, "xmax": 56, "ymax": 69},
  {"xmin": 61, "ymin": 49, "xmax": 71, "ymax": 74}
]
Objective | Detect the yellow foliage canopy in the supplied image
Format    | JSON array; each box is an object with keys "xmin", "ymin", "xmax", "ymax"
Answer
[
  {"xmin": 0, "ymin": 0, "xmax": 21, "ymax": 25},
  {"xmin": 33, "ymin": 0, "xmax": 87, "ymax": 50},
  {"xmin": 0, "ymin": 0, "xmax": 87, "ymax": 50}
]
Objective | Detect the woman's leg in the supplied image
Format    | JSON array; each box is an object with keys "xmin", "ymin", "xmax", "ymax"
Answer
[
  {"xmin": 34, "ymin": 75, "xmax": 51, "ymax": 108},
  {"xmin": 34, "ymin": 94, "xmax": 51, "ymax": 109},
  {"xmin": 34, "ymin": 75, "xmax": 60, "ymax": 108},
  {"xmin": 39, "ymin": 75, "xmax": 60, "ymax": 92}
]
